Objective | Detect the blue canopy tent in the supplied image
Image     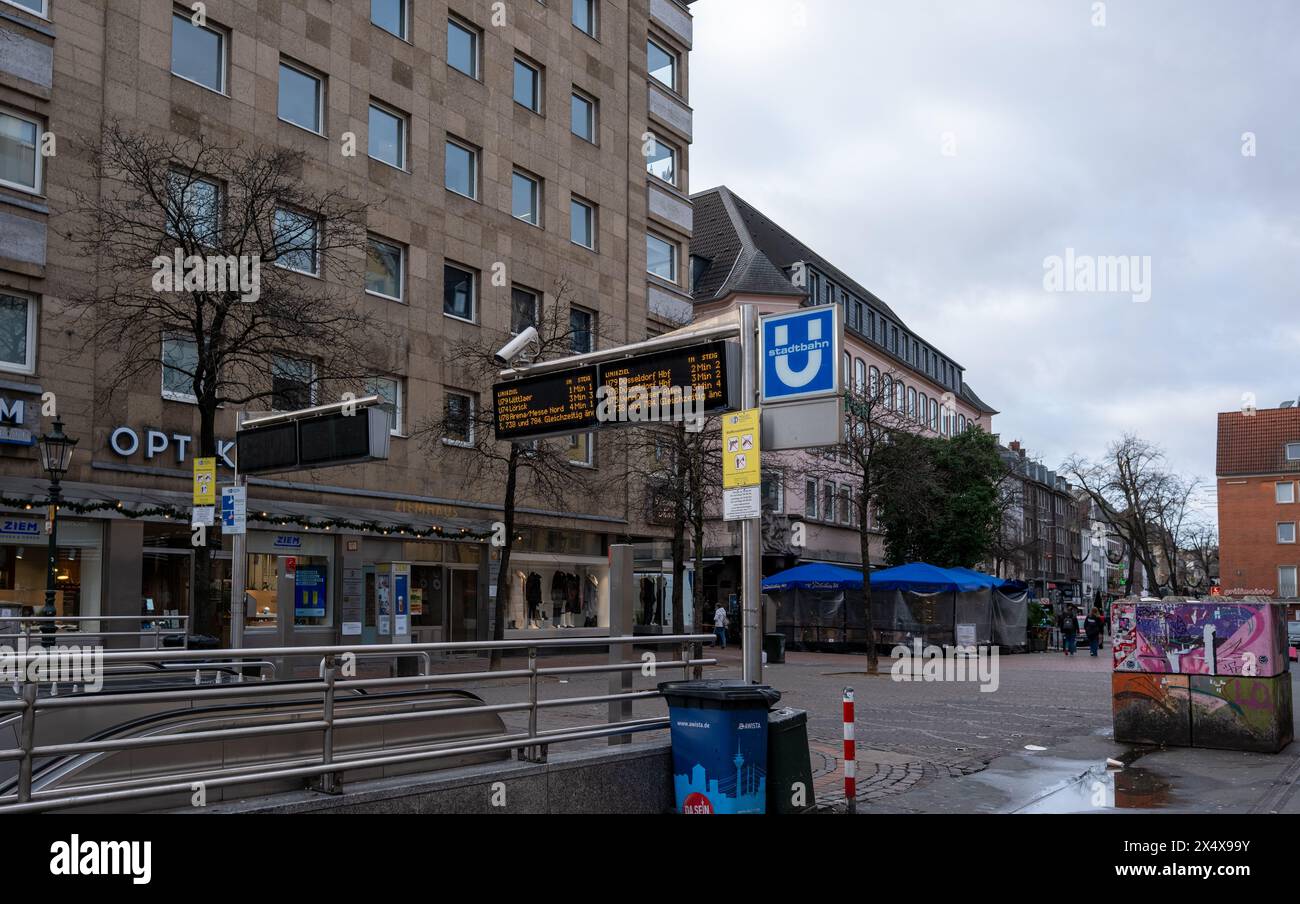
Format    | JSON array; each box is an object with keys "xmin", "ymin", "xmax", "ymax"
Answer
[
  {"xmin": 868, "ymin": 563, "xmax": 995, "ymax": 648},
  {"xmin": 763, "ymin": 563, "xmax": 868, "ymax": 649},
  {"xmin": 762, "ymin": 563, "xmax": 863, "ymax": 591},
  {"xmin": 947, "ymin": 567, "xmax": 1030, "ymax": 649}
]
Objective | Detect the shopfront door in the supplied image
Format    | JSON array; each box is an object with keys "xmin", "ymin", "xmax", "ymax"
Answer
[
  {"xmin": 447, "ymin": 567, "xmax": 477, "ymax": 642},
  {"xmin": 140, "ymin": 549, "xmax": 192, "ymax": 643}
]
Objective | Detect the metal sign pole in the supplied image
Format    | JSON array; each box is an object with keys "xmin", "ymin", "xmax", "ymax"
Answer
[
  {"xmin": 230, "ymin": 474, "xmax": 247, "ymax": 649},
  {"xmin": 740, "ymin": 305, "xmax": 763, "ymax": 685}
]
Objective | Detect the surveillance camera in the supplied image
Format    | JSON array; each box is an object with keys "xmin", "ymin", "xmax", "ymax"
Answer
[{"xmin": 494, "ymin": 326, "xmax": 540, "ymax": 367}]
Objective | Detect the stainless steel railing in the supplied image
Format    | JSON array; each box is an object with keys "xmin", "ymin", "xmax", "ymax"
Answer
[
  {"xmin": 0, "ymin": 634, "xmax": 714, "ymax": 814},
  {"xmin": 0, "ymin": 615, "xmax": 191, "ymax": 649}
]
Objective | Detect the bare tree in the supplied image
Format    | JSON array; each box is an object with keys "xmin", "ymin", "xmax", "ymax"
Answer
[
  {"xmin": 62, "ymin": 122, "xmax": 384, "ymax": 635},
  {"xmin": 414, "ymin": 278, "xmax": 606, "ymax": 669},
  {"xmin": 1181, "ymin": 520, "xmax": 1220, "ymax": 594}
]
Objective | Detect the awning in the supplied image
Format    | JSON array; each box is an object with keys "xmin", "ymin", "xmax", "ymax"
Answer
[{"xmin": 763, "ymin": 562, "xmax": 864, "ymax": 591}]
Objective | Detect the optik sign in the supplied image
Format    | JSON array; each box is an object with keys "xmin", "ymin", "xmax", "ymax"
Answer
[{"xmin": 760, "ymin": 305, "xmax": 841, "ymax": 404}]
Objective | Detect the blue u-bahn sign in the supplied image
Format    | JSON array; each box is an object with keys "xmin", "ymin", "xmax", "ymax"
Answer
[{"xmin": 760, "ymin": 305, "xmax": 841, "ymax": 404}]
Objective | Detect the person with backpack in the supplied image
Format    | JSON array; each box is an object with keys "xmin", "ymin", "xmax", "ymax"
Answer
[
  {"xmin": 1059, "ymin": 604, "xmax": 1079, "ymax": 656},
  {"xmin": 1083, "ymin": 607, "xmax": 1105, "ymax": 657}
]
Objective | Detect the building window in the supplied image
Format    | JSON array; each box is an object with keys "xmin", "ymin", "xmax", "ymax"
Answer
[
  {"xmin": 647, "ymin": 38, "xmax": 677, "ymax": 91},
  {"xmin": 447, "ymin": 17, "xmax": 480, "ymax": 79},
  {"xmin": 365, "ymin": 376, "xmax": 404, "ymax": 435},
  {"xmin": 646, "ymin": 233, "xmax": 678, "ymax": 283},
  {"xmin": 368, "ymin": 103, "xmax": 406, "ymax": 169},
  {"xmin": 512, "ymin": 170, "xmax": 541, "ymax": 225},
  {"xmin": 0, "ymin": 291, "xmax": 37, "ymax": 374},
  {"xmin": 572, "ymin": 0, "xmax": 596, "ymax": 36},
  {"xmin": 371, "ymin": 0, "xmax": 407, "ymax": 39},
  {"xmin": 1280, "ymin": 566, "xmax": 1298, "ymax": 599},
  {"xmin": 567, "ymin": 432, "xmax": 594, "ymax": 467},
  {"xmin": 3, "ymin": 0, "xmax": 47, "ymax": 15},
  {"xmin": 869, "ymin": 366, "xmax": 880, "ymax": 399},
  {"xmin": 571, "ymin": 91, "xmax": 596, "ymax": 142},
  {"xmin": 854, "ymin": 359, "xmax": 866, "ymax": 394},
  {"xmin": 443, "ymin": 263, "xmax": 477, "ymax": 322},
  {"xmin": 822, "ymin": 483, "xmax": 836, "ymax": 523},
  {"xmin": 0, "ymin": 109, "xmax": 42, "ymax": 194},
  {"xmin": 444, "ymin": 391, "xmax": 475, "ymax": 446},
  {"xmin": 365, "ymin": 236, "xmax": 404, "ymax": 301},
  {"xmin": 918, "ymin": 392, "xmax": 928, "ymax": 426},
  {"xmin": 908, "ymin": 387, "xmax": 918, "ymax": 421},
  {"xmin": 165, "ymin": 171, "xmax": 220, "ymax": 243},
  {"xmin": 278, "ymin": 61, "xmax": 324, "ymax": 134},
  {"xmin": 1288, "ymin": 443, "xmax": 1300, "ymax": 462},
  {"xmin": 570, "ymin": 306, "xmax": 594, "ymax": 354},
  {"xmin": 645, "ymin": 134, "xmax": 677, "ymax": 185},
  {"xmin": 511, "ymin": 286, "xmax": 539, "ymax": 335},
  {"xmin": 1279, "ymin": 523, "xmax": 1297, "ymax": 545},
  {"xmin": 1279, "ymin": 482, "xmax": 1297, "ymax": 505},
  {"xmin": 171, "ymin": 11, "xmax": 226, "ymax": 93},
  {"xmin": 445, "ymin": 139, "xmax": 478, "ymax": 199},
  {"xmin": 272, "ymin": 357, "xmax": 316, "ymax": 410},
  {"xmin": 514, "ymin": 58, "xmax": 542, "ymax": 112},
  {"xmin": 839, "ymin": 486, "xmax": 852, "ymax": 525},
  {"xmin": 273, "ymin": 208, "xmax": 319, "ymax": 276},
  {"xmin": 894, "ymin": 380, "xmax": 905, "ymax": 413},
  {"xmin": 805, "ymin": 479, "xmax": 818, "ymax": 519},
  {"xmin": 882, "ymin": 375, "xmax": 893, "ymax": 410},
  {"xmin": 929, "ymin": 398, "xmax": 939, "ymax": 432},
  {"xmin": 761, "ymin": 471, "xmax": 784, "ymax": 514},
  {"xmin": 571, "ymin": 197, "xmax": 596, "ymax": 249},
  {"xmin": 161, "ymin": 336, "xmax": 198, "ymax": 402},
  {"xmin": 959, "ymin": 414, "xmax": 968, "ymax": 433}
]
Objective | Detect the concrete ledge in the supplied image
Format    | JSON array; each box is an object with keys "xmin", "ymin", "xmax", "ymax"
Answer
[{"xmin": 181, "ymin": 742, "xmax": 675, "ymax": 815}]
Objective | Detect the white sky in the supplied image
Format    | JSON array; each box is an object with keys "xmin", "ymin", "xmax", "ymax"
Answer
[{"xmin": 688, "ymin": 0, "xmax": 1300, "ymax": 520}]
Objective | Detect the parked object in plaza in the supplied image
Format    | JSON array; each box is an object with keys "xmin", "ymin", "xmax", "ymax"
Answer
[
  {"xmin": 1111, "ymin": 599, "xmax": 1287, "ymax": 677},
  {"xmin": 659, "ymin": 679, "xmax": 781, "ymax": 814},
  {"xmin": 1189, "ymin": 675, "xmax": 1294, "ymax": 754},
  {"xmin": 766, "ymin": 707, "xmax": 815, "ymax": 815},
  {"xmin": 1112, "ymin": 673, "xmax": 1192, "ymax": 747}
]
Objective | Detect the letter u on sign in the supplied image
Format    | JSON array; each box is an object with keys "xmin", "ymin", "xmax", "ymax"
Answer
[{"xmin": 760, "ymin": 306, "xmax": 840, "ymax": 403}]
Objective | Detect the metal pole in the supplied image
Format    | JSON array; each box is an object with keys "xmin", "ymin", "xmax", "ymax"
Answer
[
  {"xmin": 739, "ymin": 304, "xmax": 763, "ymax": 684},
  {"xmin": 230, "ymin": 472, "xmax": 248, "ymax": 650},
  {"xmin": 42, "ymin": 481, "xmax": 59, "ymax": 650},
  {"xmin": 17, "ymin": 681, "xmax": 37, "ymax": 803},
  {"xmin": 319, "ymin": 654, "xmax": 338, "ymax": 793},
  {"xmin": 608, "ymin": 544, "xmax": 634, "ymax": 745}
]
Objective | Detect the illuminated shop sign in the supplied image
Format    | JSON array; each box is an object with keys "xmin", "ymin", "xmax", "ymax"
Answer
[{"xmin": 108, "ymin": 427, "xmax": 236, "ymax": 468}]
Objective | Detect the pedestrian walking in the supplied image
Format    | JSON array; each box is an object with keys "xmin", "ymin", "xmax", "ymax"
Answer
[
  {"xmin": 713, "ymin": 601, "xmax": 729, "ymax": 650},
  {"xmin": 1083, "ymin": 607, "xmax": 1105, "ymax": 657},
  {"xmin": 1059, "ymin": 605, "xmax": 1079, "ymax": 656}
]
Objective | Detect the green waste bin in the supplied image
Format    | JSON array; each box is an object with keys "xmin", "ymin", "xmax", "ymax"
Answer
[
  {"xmin": 763, "ymin": 633, "xmax": 786, "ymax": 664},
  {"xmin": 766, "ymin": 707, "xmax": 814, "ymax": 814}
]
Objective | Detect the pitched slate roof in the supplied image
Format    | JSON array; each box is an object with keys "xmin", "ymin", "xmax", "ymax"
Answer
[{"xmin": 1217, "ymin": 407, "xmax": 1300, "ymax": 476}]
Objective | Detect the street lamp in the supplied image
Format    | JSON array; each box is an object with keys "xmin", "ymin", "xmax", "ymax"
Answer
[{"xmin": 37, "ymin": 417, "xmax": 78, "ymax": 645}]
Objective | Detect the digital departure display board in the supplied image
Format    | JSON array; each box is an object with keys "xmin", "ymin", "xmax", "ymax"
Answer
[{"xmin": 493, "ymin": 340, "xmax": 740, "ymax": 441}]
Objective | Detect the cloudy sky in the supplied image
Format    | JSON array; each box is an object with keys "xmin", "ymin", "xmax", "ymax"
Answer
[{"xmin": 689, "ymin": 0, "xmax": 1300, "ymax": 519}]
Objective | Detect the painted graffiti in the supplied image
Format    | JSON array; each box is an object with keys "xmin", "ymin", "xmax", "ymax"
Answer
[{"xmin": 1111, "ymin": 601, "xmax": 1286, "ymax": 678}]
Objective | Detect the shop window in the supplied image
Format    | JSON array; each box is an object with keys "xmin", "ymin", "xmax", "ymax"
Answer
[
  {"xmin": 243, "ymin": 553, "xmax": 332, "ymax": 628},
  {"xmin": 410, "ymin": 564, "xmax": 443, "ymax": 629}
]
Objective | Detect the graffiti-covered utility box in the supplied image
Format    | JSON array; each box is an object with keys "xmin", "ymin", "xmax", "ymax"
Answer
[
  {"xmin": 1113, "ymin": 673, "xmax": 1191, "ymax": 747},
  {"xmin": 1111, "ymin": 600, "xmax": 1287, "ymax": 677},
  {"xmin": 1190, "ymin": 675, "xmax": 1293, "ymax": 754}
]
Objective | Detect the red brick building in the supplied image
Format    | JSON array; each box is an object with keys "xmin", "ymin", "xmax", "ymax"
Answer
[{"xmin": 1217, "ymin": 406, "xmax": 1300, "ymax": 603}]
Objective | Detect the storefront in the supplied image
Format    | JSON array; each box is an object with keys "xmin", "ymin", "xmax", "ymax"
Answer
[
  {"xmin": 0, "ymin": 515, "xmax": 104, "ymax": 625},
  {"xmin": 498, "ymin": 528, "xmax": 610, "ymax": 638}
]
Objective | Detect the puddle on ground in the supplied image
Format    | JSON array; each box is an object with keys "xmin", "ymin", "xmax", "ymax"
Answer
[{"xmin": 1013, "ymin": 761, "xmax": 1173, "ymax": 813}]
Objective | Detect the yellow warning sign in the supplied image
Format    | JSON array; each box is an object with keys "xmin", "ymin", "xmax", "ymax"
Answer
[
  {"xmin": 193, "ymin": 457, "xmax": 216, "ymax": 506},
  {"xmin": 722, "ymin": 409, "xmax": 761, "ymax": 489}
]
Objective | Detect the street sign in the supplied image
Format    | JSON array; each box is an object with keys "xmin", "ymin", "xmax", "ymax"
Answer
[
  {"xmin": 193, "ymin": 457, "xmax": 216, "ymax": 506},
  {"xmin": 493, "ymin": 340, "xmax": 741, "ymax": 441},
  {"xmin": 760, "ymin": 306, "xmax": 841, "ymax": 404},
  {"xmin": 221, "ymin": 486, "xmax": 247, "ymax": 535},
  {"xmin": 722, "ymin": 410, "xmax": 761, "ymax": 489}
]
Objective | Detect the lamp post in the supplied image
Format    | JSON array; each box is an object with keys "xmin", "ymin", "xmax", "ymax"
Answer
[{"xmin": 37, "ymin": 417, "xmax": 78, "ymax": 648}]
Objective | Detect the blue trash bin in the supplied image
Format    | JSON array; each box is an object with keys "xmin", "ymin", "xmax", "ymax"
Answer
[{"xmin": 659, "ymin": 680, "xmax": 781, "ymax": 814}]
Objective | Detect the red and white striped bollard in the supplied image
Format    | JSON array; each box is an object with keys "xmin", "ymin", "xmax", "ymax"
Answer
[{"xmin": 843, "ymin": 686, "xmax": 856, "ymax": 814}]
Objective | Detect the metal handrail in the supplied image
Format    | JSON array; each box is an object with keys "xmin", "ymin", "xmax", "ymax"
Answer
[
  {"xmin": 0, "ymin": 634, "xmax": 714, "ymax": 813},
  {"xmin": 0, "ymin": 615, "xmax": 190, "ymax": 650}
]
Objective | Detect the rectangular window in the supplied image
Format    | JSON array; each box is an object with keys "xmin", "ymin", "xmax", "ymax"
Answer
[
  {"xmin": 1288, "ymin": 444, "xmax": 1300, "ymax": 462},
  {"xmin": 567, "ymin": 432, "xmax": 594, "ymax": 467},
  {"xmin": 570, "ymin": 197, "xmax": 595, "ymax": 249},
  {"xmin": 514, "ymin": 58, "xmax": 541, "ymax": 112},
  {"xmin": 447, "ymin": 17, "xmax": 480, "ymax": 79},
  {"xmin": 512, "ymin": 170, "xmax": 541, "ymax": 225},
  {"xmin": 273, "ymin": 208, "xmax": 319, "ymax": 276},
  {"xmin": 1279, "ymin": 482, "xmax": 1296, "ymax": 505},
  {"xmin": 365, "ymin": 236, "xmax": 404, "ymax": 301},
  {"xmin": 371, "ymin": 0, "xmax": 407, "ymax": 39},
  {"xmin": 570, "ymin": 306, "xmax": 594, "ymax": 354},
  {"xmin": 511, "ymin": 286, "xmax": 539, "ymax": 335},
  {"xmin": 1279, "ymin": 523, "xmax": 1297, "ymax": 545},
  {"xmin": 572, "ymin": 0, "xmax": 596, "ymax": 36},
  {"xmin": 445, "ymin": 139, "xmax": 478, "ymax": 199},
  {"xmin": 804, "ymin": 479, "xmax": 818, "ymax": 519},
  {"xmin": 647, "ymin": 38, "xmax": 677, "ymax": 91},
  {"xmin": 171, "ymin": 11, "xmax": 226, "ymax": 93},
  {"xmin": 571, "ymin": 91, "xmax": 596, "ymax": 142},
  {"xmin": 840, "ymin": 486, "xmax": 852, "ymax": 525},
  {"xmin": 822, "ymin": 483, "xmax": 836, "ymax": 523},
  {"xmin": 165, "ymin": 171, "xmax": 220, "ymax": 243},
  {"xmin": 444, "ymin": 391, "xmax": 475, "ymax": 446},
  {"xmin": 272, "ymin": 357, "xmax": 316, "ymax": 411},
  {"xmin": 0, "ymin": 110, "xmax": 41, "ymax": 193},
  {"xmin": 161, "ymin": 336, "xmax": 199, "ymax": 402},
  {"xmin": 368, "ymin": 103, "xmax": 406, "ymax": 169},
  {"xmin": 0, "ymin": 291, "xmax": 37, "ymax": 374},
  {"xmin": 278, "ymin": 61, "xmax": 324, "ymax": 134},
  {"xmin": 3, "ymin": 0, "xmax": 47, "ymax": 15},
  {"xmin": 761, "ymin": 471, "xmax": 783, "ymax": 514},
  {"xmin": 646, "ymin": 233, "xmax": 678, "ymax": 283},
  {"xmin": 443, "ymin": 263, "xmax": 476, "ymax": 322},
  {"xmin": 1280, "ymin": 566, "xmax": 1298, "ymax": 599},
  {"xmin": 365, "ymin": 375, "xmax": 404, "ymax": 435},
  {"xmin": 645, "ymin": 135, "xmax": 676, "ymax": 185}
]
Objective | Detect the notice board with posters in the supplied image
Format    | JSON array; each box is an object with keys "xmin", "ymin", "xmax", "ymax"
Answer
[{"xmin": 294, "ymin": 563, "xmax": 328, "ymax": 618}]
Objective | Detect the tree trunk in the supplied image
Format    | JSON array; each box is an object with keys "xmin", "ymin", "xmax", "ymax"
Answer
[
  {"xmin": 671, "ymin": 491, "xmax": 686, "ymax": 636},
  {"xmin": 490, "ymin": 447, "xmax": 520, "ymax": 671},
  {"xmin": 859, "ymin": 481, "xmax": 878, "ymax": 674}
]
